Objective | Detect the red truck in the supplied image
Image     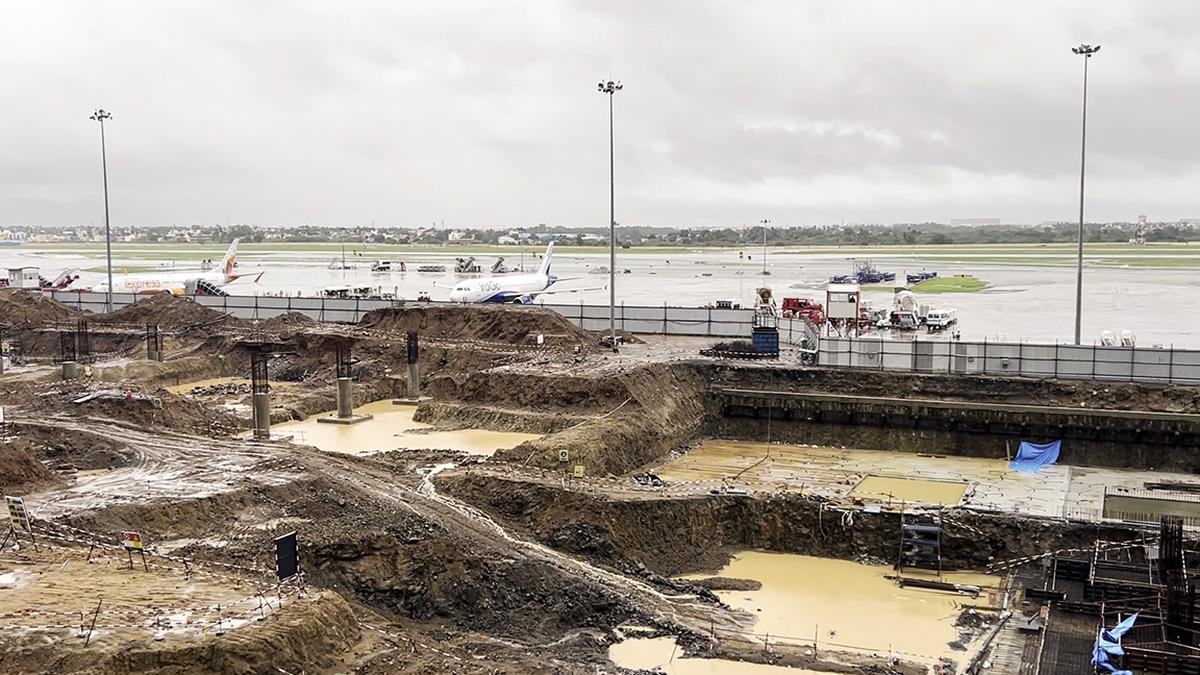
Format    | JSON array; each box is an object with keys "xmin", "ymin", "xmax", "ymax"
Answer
[{"xmin": 780, "ymin": 297, "xmax": 826, "ymax": 324}]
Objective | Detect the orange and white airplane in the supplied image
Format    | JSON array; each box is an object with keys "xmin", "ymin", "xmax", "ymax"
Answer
[{"xmin": 93, "ymin": 239, "xmax": 260, "ymax": 295}]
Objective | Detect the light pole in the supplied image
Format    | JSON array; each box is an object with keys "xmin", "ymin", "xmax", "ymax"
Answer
[
  {"xmin": 760, "ymin": 219, "xmax": 771, "ymax": 276},
  {"xmin": 90, "ymin": 109, "xmax": 115, "ymax": 313},
  {"xmin": 597, "ymin": 79, "xmax": 622, "ymax": 351},
  {"xmin": 1071, "ymin": 44, "xmax": 1099, "ymax": 345}
]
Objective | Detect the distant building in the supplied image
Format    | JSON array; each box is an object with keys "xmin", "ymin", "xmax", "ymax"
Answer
[
  {"xmin": 950, "ymin": 218, "xmax": 1001, "ymax": 226},
  {"xmin": 497, "ymin": 235, "xmax": 518, "ymax": 245}
]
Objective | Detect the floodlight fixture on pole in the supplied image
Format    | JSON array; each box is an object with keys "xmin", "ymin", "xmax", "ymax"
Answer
[
  {"xmin": 597, "ymin": 79, "xmax": 623, "ymax": 352},
  {"xmin": 90, "ymin": 108, "xmax": 115, "ymax": 313},
  {"xmin": 1071, "ymin": 44, "xmax": 1099, "ymax": 345}
]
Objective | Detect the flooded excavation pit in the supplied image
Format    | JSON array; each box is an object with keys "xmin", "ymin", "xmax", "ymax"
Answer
[
  {"xmin": 275, "ymin": 400, "xmax": 541, "ymax": 456},
  {"xmin": 609, "ymin": 636, "xmax": 828, "ymax": 674},
  {"xmin": 682, "ymin": 551, "xmax": 1003, "ymax": 663},
  {"xmin": 660, "ymin": 440, "xmax": 1010, "ymax": 501},
  {"xmin": 851, "ymin": 475, "xmax": 966, "ymax": 506}
]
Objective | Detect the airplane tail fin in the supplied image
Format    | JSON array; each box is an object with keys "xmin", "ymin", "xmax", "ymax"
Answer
[
  {"xmin": 220, "ymin": 239, "xmax": 240, "ymax": 282},
  {"xmin": 537, "ymin": 242, "xmax": 554, "ymax": 278}
]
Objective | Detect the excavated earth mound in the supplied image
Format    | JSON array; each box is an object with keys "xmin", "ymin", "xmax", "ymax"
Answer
[
  {"xmin": 95, "ymin": 294, "xmax": 229, "ymax": 330},
  {"xmin": 256, "ymin": 311, "xmax": 320, "ymax": 332},
  {"xmin": 0, "ymin": 444, "xmax": 58, "ymax": 493},
  {"xmin": 359, "ymin": 305, "xmax": 596, "ymax": 348},
  {"xmin": 0, "ymin": 290, "xmax": 77, "ymax": 326}
]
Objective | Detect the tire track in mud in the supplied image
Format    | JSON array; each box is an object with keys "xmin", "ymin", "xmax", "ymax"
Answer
[
  {"xmin": 20, "ymin": 415, "xmax": 305, "ymax": 519},
  {"xmin": 16, "ymin": 415, "xmax": 748, "ymax": 639}
]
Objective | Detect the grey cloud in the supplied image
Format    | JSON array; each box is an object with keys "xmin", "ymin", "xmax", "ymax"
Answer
[{"xmin": 1, "ymin": 0, "xmax": 1198, "ymax": 228}]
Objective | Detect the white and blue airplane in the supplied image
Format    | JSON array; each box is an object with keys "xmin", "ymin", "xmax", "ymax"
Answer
[{"xmin": 447, "ymin": 242, "xmax": 604, "ymax": 303}]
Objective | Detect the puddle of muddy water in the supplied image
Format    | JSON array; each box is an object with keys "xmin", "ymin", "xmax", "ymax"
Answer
[
  {"xmin": 852, "ymin": 475, "xmax": 966, "ymax": 506},
  {"xmin": 608, "ymin": 636, "xmax": 827, "ymax": 674},
  {"xmin": 274, "ymin": 400, "xmax": 541, "ymax": 456},
  {"xmin": 682, "ymin": 551, "xmax": 1002, "ymax": 662}
]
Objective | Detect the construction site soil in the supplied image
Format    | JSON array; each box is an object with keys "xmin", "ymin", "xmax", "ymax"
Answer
[
  {"xmin": 2, "ymin": 290, "xmax": 1196, "ymax": 674},
  {"xmin": 438, "ymin": 472, "xmax": 1140, "ymax": 576}
]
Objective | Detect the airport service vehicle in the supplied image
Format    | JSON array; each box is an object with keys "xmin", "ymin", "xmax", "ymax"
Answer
[
  {"xmin": 780, "ymin": 297, "xmax": 826, "ymax": 324},
  {"xmin": 370, "ymin": 260, "xmax": 405, "ymax": 272},
  {"xmin": 885, "ymin": 289, "xmax": 928, "ymax": 330},
  {"xmin": 321, "ymin": 285, "xmax": 393, "ymax": 300},
  {"xmin": 93, "ymin": 240, "xmax": 256, "ymax": 296},
  {"xmin": 831, "ymin": 260, "xmax": 896, "ymax": 284},
  {"xmin": 925, "ymin": 308, "xmax": 958, "ymax": 331},
  {"xmin": 454, "ymin": 257, "xmax": 482, "ymax": 274},
  {"xmin": 889, "ymin": 310, "xmax": 921, "ymax": 331},
  {"xmin": 447, "ymin": 242, "xmax": 604, "ymax": 303},
  {"xmin": 907, "ymin": 270, "xmax": 938, "ymax": 284}
]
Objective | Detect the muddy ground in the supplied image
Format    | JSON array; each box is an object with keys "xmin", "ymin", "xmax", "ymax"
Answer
[{"xmin": 2, "ymin": 290, "xmax": 1195, "ymax": 674}]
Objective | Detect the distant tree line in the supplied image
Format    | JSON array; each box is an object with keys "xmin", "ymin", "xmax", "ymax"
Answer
[
  {"xmin": 620, "ymin": 222, "xmax": 1199, "ymax": 247},
  {"xmin": 9, "ymin": 220, "xmax": 1198, "ymax": 246}
]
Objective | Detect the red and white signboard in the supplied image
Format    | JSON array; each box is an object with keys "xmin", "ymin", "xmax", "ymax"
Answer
[{"xmin": 121, "ymin": 531, "xmax": 144, "ymax": 551}]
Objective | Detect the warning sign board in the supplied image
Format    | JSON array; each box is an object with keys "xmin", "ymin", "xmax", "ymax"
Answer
[
  {"xmin": 558, "ymin": 449, "xmax": 569, "ymax": 463},
  {"xmin": 573, "ymin": 465, "xmax": 585, "ymax": 478},
  {"xmin": 6, "ymin": 496, "xmax": 30, "ymax": 533},
  {"xmin": 121, "ymin": 531, "xmax": 144, "ymax": 551}
]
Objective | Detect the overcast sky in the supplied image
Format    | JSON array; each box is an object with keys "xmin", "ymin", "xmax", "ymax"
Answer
[{"xmin": 2, "ymin": 1, "xmax": 1198, "ymax": 229}]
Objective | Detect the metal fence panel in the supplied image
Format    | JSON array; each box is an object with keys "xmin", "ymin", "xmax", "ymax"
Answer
[
  {"xmin": 954, "ymin": 342, "xmax": 983, "ymax": 374},
  {"xmin": 1055, "ymin": 345, "xmax": 1095, "ymax": 379},
  {"xmin": 578, "ymin": 304, "xmax": 615, "ymax": 319},
  {"xmin": 1019, "ymin": 343, "xmax": 1058, "ymax": 377},
  {"xmin": 882, "ymin": 340, "xmax": 913, "ymax": 370},
  {"xmin": 1131, "ymin": 348, "xmax": 1172, "ymax": 382},
  {"xmin": 1091, "ymin": 346, "xmax": 1130, "ymax": 381},
  {"xmin": 42, "ymin": 291, "xmax": 1200, "ymax": 382},
  {"xmin": 321, "ymin": 309, "xmax": 360, "ymax": 323}
]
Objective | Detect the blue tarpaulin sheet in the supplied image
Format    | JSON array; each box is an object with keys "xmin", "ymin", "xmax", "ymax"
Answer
[
  {"xmin": 1092, "ymin": 612, "xmax": 1138, "ymax": 675},
  {"xmin": 1009, "ymin": 440, "xmax": 1061, "ymax": 473}
]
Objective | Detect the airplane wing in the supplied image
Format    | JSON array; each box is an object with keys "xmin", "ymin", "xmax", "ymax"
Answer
[{"xmin": 527, "ymin": 283, "xmax": 608, "ymax": 298}]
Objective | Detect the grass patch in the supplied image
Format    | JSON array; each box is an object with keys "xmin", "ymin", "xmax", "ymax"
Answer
[{"xmin": 912, "ymin": 275, "xmax": 988, "ymax": 293}]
